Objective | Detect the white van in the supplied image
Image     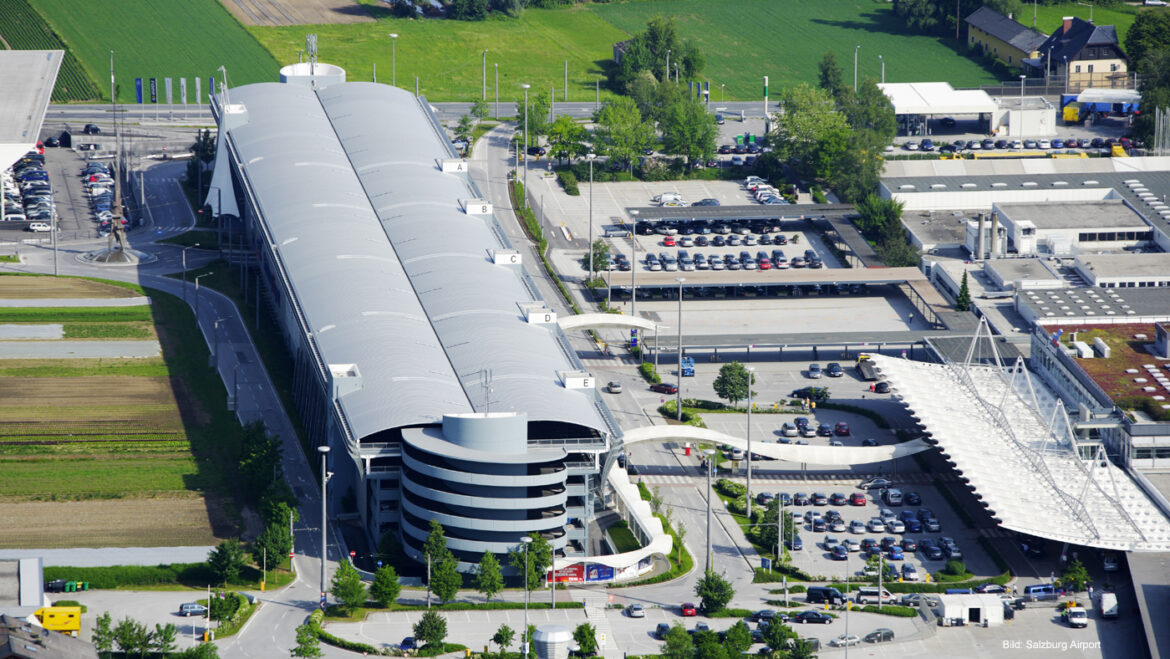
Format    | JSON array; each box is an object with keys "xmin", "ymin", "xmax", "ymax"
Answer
[
  {"xmin": 855, "ymin": 587, "xmax": 894, "ymax": 605},
  {"xmin": 1098, "ymin": 592, "xmax": 1118, "ymax": 619},
  {"xmin": 27, "ymin": 222, "xmax": 52, "ymax": 232}
]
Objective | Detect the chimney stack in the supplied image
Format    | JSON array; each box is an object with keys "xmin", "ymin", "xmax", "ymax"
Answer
[
  {"xmin": 1063, "ymin": 16, "xmax": 1074, "ymax": 34},
  {"xmin": 978, "ymin": 213, "xmax": 987, "ymax": 260},
  {"xmin": 990, "ymin": 211, "xmax": 1000, "ymax": 258}
]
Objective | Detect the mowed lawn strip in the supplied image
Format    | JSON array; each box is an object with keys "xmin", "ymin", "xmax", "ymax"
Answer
[
  {"xmin": 30, "ymin": 0, "xmax": 280, "ymax": 103},
  {"xmin": 250, "ymin": 6, "xmax": 629, "ymax": 104},
  {"xmin": 0, "ymin": 307, "xmax": 152, "ymax": 323},
  {"xmin": 0, "ymin": 358, "xmax": 168, "ymax": 378},
  {"xmin": 590, "ymin": 0, "xmax": 998, "ymax": 98}
]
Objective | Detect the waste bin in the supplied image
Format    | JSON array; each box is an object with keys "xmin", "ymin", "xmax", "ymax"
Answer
[{"xmin": 81, "ymin": 582, "xmax": 89, "ymax": 591}]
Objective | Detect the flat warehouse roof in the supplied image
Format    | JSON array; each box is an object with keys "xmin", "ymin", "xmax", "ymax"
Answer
[
  {"xmin": 1019, "ymin": 287, "xmax": 1170, "ymax": 320},
  {"xmin": 985, "ymin": 258, "xmax": 1062, "ymax": 283},
  {"xmin": 877, "ymin": 82, "xmax": 997, "ymax": 116},
  {"xmin": 1075, "ymin": 253, "xmax": 1170, "ymax": 278},
  {"xmin": 996, "ymin": 200, "xmax": 1148, "ymax": 229}
]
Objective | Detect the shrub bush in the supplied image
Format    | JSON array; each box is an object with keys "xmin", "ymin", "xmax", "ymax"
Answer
[
  {"xmin": 769, "ymin": 585, "xmax": 807, "ymax": 594},
  {"xmin": 557, "ymin": 170, "xmax": 579, "ymax": 195},
  {"xmin": 810, "ymin": 185, "xmax": 829, "ymax": 204},
  {"xmin": 752, "ymin": 567, "xmax": 814, "ymax": 583},
  {"xmin": 639, "ymin": 362, "xmax": 661, "ymax": 384},
  {"xmin": 943, "ymin": 560, "xmax": 968, "ymax": 576},
  {"xmin": 706, "ymin": 608, "xmax": 754, "ymax": 618},
  {"xmin": 859, "ymin": 604, "xmax": 918, "ymax": 617},
  {"xmin": 716, "ymin": 479, "xmax": 747, "ymax": 498}
]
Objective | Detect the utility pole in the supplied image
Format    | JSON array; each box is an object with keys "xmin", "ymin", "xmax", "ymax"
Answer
[{"xmin": 482, "ymin": 50, "xmax": 488, "ymax": 101}]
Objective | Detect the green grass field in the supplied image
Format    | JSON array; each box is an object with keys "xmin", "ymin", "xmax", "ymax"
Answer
[
  {"xmin": 591, "ymin": 0, "xmax": 997, "ymax": 99},
  {"xmin": 250, "ymin": 6, "xmax": 628, "ymax": 105},
  {"xmin": 29, "ymin": 0, "xmax": 280, "ymax": 103},
  {"xmin": 0, "ymin": 0, "xmax": 101, "ymax": 101}
]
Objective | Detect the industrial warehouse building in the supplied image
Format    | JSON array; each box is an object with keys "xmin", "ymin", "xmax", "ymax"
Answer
[{"xmin": 206, "ymin": 76, "xmax": 618, "ymax": 569}]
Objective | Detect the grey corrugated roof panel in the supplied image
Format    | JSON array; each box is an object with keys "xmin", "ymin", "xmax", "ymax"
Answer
[
  {"xmin": 317, "ymin": 83, "xmax": 610, "ymax": 435},
  {"xmin": 224, "ymin": 83, "xmax": 473, "ymax": 439}
]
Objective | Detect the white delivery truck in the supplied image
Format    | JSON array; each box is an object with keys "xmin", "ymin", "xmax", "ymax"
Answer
[{"xmin": 1098, "ymin": 592, "xmax": 1119, "ymax": 619}]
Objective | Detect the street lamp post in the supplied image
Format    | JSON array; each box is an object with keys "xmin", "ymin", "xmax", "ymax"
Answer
[
  {"xmin": 878, "ymin": 55, "xmax": 885, "ymax": 84},
  {"xmin": 317, "ymin": 445, "xmax": 331, "ymax": 609},
  {"xmin": 629, "ymin": 211, "xmax": 638, "ymax": 320},
  {"xmin": 665, "ymin": 50, "xmax": 671, "ymax": 83},
  {"xmin": 522, "ymin": 536, "xmax": 533, "ymax": 655},
  {"xmin": 675, "ymin": 277, "xmax": 685, "ymax": 420},
  {"xmin": 181, "ymin": 244, "xmax": 200, "ymax": 302},
  {"xmin": 494, "ymin": 63, "xmax": 498, "ymax": 118},
  {"xmin": 482, "ymin": 50, "xmax": 488, "ymax": 101},
  {"xmin": 746, "ymin": 366, "xmax": 755, "ymax": 519},
  {"xmin": 389, "ymin": 33, "xmax": 398, "ymax": 88},
  {"xmin": 587, "ymin": 153, "xmax": 596, "ymax": 277},
  {"xmin": 521, "ymin": 83, "xmax": 530, "ymax": 208},
  {"xmin": 704, "ymin": 449, "xmax": 716, "ymax": 571},
  {"xmin": 854, "ymin": 45, "xmax": 861, "ymax": 93},
  {"xmin": 193, "ymin": 273, "xmax": 212, "ymax": 323},
  {"xmin": 845, "ymin": 552, "xmax": 850, "ymax": 659},
  {"xmin": 1020, "ymin": 74, "xmax": 1026, "ymax": 109},
  {"xmin": 721, "ymin": 83, "xmax": 725, "ymax": 103}
]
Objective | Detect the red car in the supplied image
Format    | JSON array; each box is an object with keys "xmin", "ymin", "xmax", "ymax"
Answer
[
  {"xmin": 663, "ymin": 235, "xmax": 676, "ymax": 247},
  {"xmin": 849, "ymin": 492, "xmax": 867, "ymax": 506},
  {"xmin": 681, "ymin": 602, "xmax": 697, "ymax": 616},
  {"xmin": 835, "ymin": 422, "xmax": 850, "ymax": 436},
  {"xmin": 758, "ymin": 259, "xmax": 772, "ymax": 270},
  {"xmin": 650, "ymin": 383, "xmax": 678, "ymax": 395}
]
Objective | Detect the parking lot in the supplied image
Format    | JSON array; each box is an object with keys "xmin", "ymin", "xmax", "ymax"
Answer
[{"xmin": 0, "ymin": 143, "xmax": 113, "ymax": 245}]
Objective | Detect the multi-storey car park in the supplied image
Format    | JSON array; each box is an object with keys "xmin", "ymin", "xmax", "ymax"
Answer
[{"xmin": 205, "ymin": 76, "xmax": 624, "ymax": 570}]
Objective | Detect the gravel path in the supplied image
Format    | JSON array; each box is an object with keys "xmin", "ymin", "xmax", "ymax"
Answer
[{"xmin": 0, "ymin": 340, "xmax": 160, "ymax": 359}]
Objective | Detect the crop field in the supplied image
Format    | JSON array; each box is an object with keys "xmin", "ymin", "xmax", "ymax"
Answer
[
  {"xmin": 0, "ymin": 274, "xmax": 241, "ymax": 548},
  {"xmin": 0, "ymin": 0, "xmax": 101, "ymax": 101},
  {"xmin": 591, "ymin": 0, "xmax": 997, "ymax": 99},
  {"xmin": 29, "ymin": 0, "xmax": 281, "ymax": 103},
  {"xmin": 249, "ymin": 6, "xmax": 629, "ymax": 104},
  {"xmin": 0, "ymin": 498, "xmax": 217, "ymax": 549},
  {"xmin": 0, "ymin": 275, "xmax": 140, "ymax": 299}
]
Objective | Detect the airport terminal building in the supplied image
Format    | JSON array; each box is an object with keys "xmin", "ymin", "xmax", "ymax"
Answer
[{"xmin": 206, "ymin": 77, "xmax": 618, "ymax": 569}]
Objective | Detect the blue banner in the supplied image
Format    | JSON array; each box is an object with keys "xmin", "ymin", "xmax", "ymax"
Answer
[
  {"xmin": 135, "ymin": 78, "xmax": 143, "ymax": 104},
  {"xmin": 585, "ymin": 564, "xmax": 614, "ymax": 582},
  {"xmin": 149, "ymin": 78, "xmax": 157, "ymax": 103},
  {"xmin": 209, "ymin": 77, "xmax": 215, "ymax": 100}
]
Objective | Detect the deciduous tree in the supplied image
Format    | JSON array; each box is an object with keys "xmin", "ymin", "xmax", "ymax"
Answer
[
  {"xmin": 431, "ymin": 555, "xmax": 462, "ymax": 604},
  {"xmin": 330, "ymin": 560, "xmax": 367, "ymax": 613},
  {"xmin": 474, "ymin": 551, "xmax": 504, "ymax": 602},
  {"xmin": 413, "ymin": 610, "xmax": 447, "ymax": 648},
  {"xmin": 207, "ymin": 539, "xmax": 248, "ymax": 586},
  {"xmin": 723, "ymin": 620, "xmax": 752, "ymax": 655},
  {"xmin": 370, "ymin": 564, "xmax": 401, "ymax": 608},
  {"xmin": 660, "ymin": 624, "xmax": 693, "ymax": 659},
  {"xmin": 712, "ymin": 361, "xmax": 755, "ymax": 407},
  {"xmin": 291, "ymin": 623, "xmax": 322, "ymax": 658},
  {"xmin": 546, "ymin": 114, "xmax": 588, "ymax": 165},
  {"xmin": 694, "ymin": 570, "xmax": 734, "ymax": 614},
  {"xmin": 492, "ymin": 623, "xmax": 514, "ymax": 654},
  {"xmin": 593, "ymin": 97, "xmax": 654, "ymax": 172},
  {"xmin": 509, "ymin": 533, "xmax": 553, "ymax": 591},
  {"xmin": 573, "ymin": 623, "xmax": 598, "ymax": 655},
  {"xmin": 660, "ymin": 96, "xmax": 717, "ymax": 165}
]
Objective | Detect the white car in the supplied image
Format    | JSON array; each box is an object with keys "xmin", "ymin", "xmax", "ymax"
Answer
[
  {"xmin": 1011, "ymin": 140, "xmax": 1023, "ymax": 149},
  {"xmin": 830, "ymin": 634, "xmax": 861, "ymax": 647},
  {"xmin": 1038, "ymin": 139, "xmax": 1052, "ymax": 149},
  {"xmin": 627, "ymin": 604, "xmax": 645, "ymax": 618},
  {"xmin": 1065, "ymin": 606, "xmax": 1089, "ymax": 628},
  {"xmin": 888, "ymin": 520, "xmax": 905, "ymax": 533},
  {"xmin": 867, "ymin": 518, "xmax": 886, "ymax": 533},
  {"xmin": 849, "ymin": 520, "xmax": 866, "ymax": 534},
  {"xmin": 903, "ymin": 141, "xmax": 919, "ymax": 151}
]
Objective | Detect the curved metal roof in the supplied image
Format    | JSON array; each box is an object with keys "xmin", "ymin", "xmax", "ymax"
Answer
[{"xmin": 222, "ymin": 82, "xmax": 610, "ymax": 441}]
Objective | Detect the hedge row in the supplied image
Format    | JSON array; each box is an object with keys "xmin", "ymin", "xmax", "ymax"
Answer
[
  {"xmin": 858, "ymin": 604, "xmax": 918, "ymax": 617},
  {"xmin": 556, "ymin": 170, "xmax": 579, "ymax": 195},
  {"xmin": 640, "ymin": 362, "xmax": 661, "ymax": 384},
  {"xmin": 44, "ymin": 563, "xmax": 214, "ymax": 589},
  {"xmin": 706, "ymin": 608, "xmax": 754, "ymax": 618},
  {"xmin": 310, "ymin": 609, "xmax": 382, "ymax": 655}
]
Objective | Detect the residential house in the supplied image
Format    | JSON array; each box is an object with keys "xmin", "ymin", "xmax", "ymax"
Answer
[
  {"xmin": 965, "ymin": 7, "xmax": 1047, "ymax": 71},
  {"xmin": 1036, "ymin": 16, "xmax": 1129, "ymax": 91}
]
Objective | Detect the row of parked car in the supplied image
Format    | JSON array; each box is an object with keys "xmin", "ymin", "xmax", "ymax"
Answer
[
  {"xmin": 644, "ymin": 248, "xmax": 823, "ymax": 272},
  {"xmin": 661, "ymin": 232, "xmax": 795, "ymax": 248},
  {"xmin": 4, "ymin": 151, "xmax": 55, "ymax": 230},
  {"xmin": 636, "ymin": 217, "xmax": 786, "ymax": 237},
  {"xmin": 903, "ymin": 136, "xmax": 1132, "ymax": 152},
  {"xmin": 81, "ymin": 161, "xmax": 121, "ymax": 235}
]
